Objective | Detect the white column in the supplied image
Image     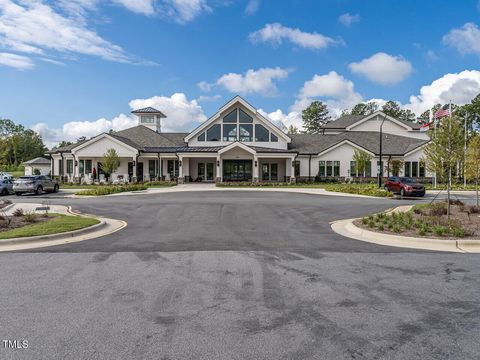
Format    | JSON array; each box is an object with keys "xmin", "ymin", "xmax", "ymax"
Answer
[
  {"xmin": 285, "ymin": 157, "xmax": 292, "ymax": 182},
  {"xmin": 132, "ymin": 156, "xmax": 137, "ymax": 182},
  {"xmin": 216, "ymin": 155, "xmax": 221, "ymax": 182},
  {"xmin": 178, "ymin": 156, "xmax": 184, "ymax": 183},
  {"xmin": 253, "ymin": 155, "xmax": 259, "ymax": 182}
]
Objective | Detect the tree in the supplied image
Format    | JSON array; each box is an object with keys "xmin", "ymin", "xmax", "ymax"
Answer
[
  {"xmin": 466, "ymin": 134, "xmax": 480, "ymax": 206},
  {"xmin": 350, "ymin": 101, "xmax": 379, "ymax": 116},
  {"xmin": 0, "ymin": 118, "xmax": 46, "ymax": 168},
  {"xmin": 381, "ymin": 101, "xmax": 416, "ymax": 122},
  {"xmin": 287, "ymin": 125, "xmax": 299, "ymax": 134},
  {"xmin": 301, "ymin": 101, "xmax": 330, "ymax": 134},
  {"xmin": 424, "ymin": 115, "xmax": 465, "ymax": 219},
  {"xmin": 56, "ymin": 140, "xmax": 73, "ymax": 149},
  {"xmin": 388, "ymin": 159, "xmax": 404, "ymax": 177},
  {"xmin": 100, "ymin": 148, "xmax": 120, "ymax": 182},
  {"xmin": 352, "ymin": 150, "xmax": 372, "ymax": 177}
]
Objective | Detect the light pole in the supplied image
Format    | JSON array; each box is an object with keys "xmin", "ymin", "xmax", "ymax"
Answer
[{"xmin": 378, "ymin": 115, "xmax": 386, "ymax": 188}]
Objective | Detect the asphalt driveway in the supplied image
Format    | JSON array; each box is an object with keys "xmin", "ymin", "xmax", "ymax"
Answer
[{"xmin": 1, "ymin": 191, "xmax": 479, "ymax": 360}]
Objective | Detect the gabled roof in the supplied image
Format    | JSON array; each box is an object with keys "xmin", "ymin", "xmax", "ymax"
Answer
[
  {"xmin": 323, "ymin": 111, "xmax": 422, "ymax": 131},
  {"xmin": 23, "ymin": 157, "xmax": 50, "ymax": 165},
  {"xmin": 131, "ymin": 107, "xmax": 166, "ymax": 117},
  {"xmin": 184, "ymin": 95, "xmax": 291, "ymax": 143},
  {"xmin": 289, "ymin": 132, "xmax": 428, "ymax": 156}
]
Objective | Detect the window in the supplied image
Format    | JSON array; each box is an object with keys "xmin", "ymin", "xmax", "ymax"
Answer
[
  {"xmin": 58, "ymin": 159, "xmax": 64, "ymax": 175},
  {"xmin": 167, "ymin": 160, "xmax": 178, "ymax": 177},
  {"xmin": 239, "ymin": 109, "xmax": 253, "ymax": 123},
  {"xmin": 197, "ymin": 132, "xmax": 205, "ymax": 141},
  {"xmin": 270, "ymin": 133, "xmax": 278, "ymax": 142},
  {"xmin": 207, "ymin": 124, "xmax": 221, "ymax": 141},
  {"xmin": 411, "ymin": 161, "xmax": 418, "ymax": 177},
  {"xmin": 318, "ymin": 161, "xmax": 325, "ymax": 177},
  {"xmin": 85, "ymin": 160, "xmax": 92, "ymax": 174},
  {"xmin": 334, "ymin": 161, "xmax": 340, "ymax": 176},
  {"xmin": 66, "ymin": 159, "xmax": 73, "ymax": 175},
  {"xmin": 376, "ymin": 161, "xmax": 384, "ymax": 176},
  {"xmin": 350, "ymin": 161, "xmax": 357, "ymax": 177},
  {"xmin": 365, "ymin": 161, "xmax": 372, "ymax": 177},
  {"xmin": 419, "ymin": 162, "xmax": 425, "ymax": 177},
  {"xmin": 149, "ymin": 160, "xmax": 158, "ymax": 178},
  {"xmin": 79, "ymin": 160, "xmax": 84, "ymax": 175},
  {"xmin": 223, "ymin": 124, "xmax": 237, "ymax": 141},
  {"xmin": 326, "ymin": 161, "xmax": 333, "ymax": 176},
  {"xmin": 404, "ymin": 162, "xmax": 411, "ymax": 177},
  {"xmin": 239, "ymin": 124, "xmax": 253, "ymax": 142},
  {"xmin": 223, "ymin": 109, "xmax": 237, "ymax": 123},
  {"xmin": 255, "ymin": 124, "xmax": 269, "ymax": 142},
  {"xmin": 141, "ymin": 115, "xmax": 154, "ymax": 123}
]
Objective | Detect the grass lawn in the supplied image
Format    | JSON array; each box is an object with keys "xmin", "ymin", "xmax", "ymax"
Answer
[{"xmin": 0, "ymin": 214, "xmax": 99, "ymax": 239}]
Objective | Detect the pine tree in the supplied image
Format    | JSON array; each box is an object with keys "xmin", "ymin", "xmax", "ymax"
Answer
[{"xmin": 301, "ymin": 101, "xmax": 330, "ymax": 134}]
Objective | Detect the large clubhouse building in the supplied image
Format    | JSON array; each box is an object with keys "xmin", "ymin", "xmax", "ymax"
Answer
[{"xmin": 48, "ymin": 96, "xmax": 431, "ymax": 183}]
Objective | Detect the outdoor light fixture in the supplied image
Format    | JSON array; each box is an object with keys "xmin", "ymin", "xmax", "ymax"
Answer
[
  {"xmin": 216, "ymin": 160, "xmax": 220, "ymax": 167},
  {"xmin": 132, "ymin": 161, "xmax": 136, "ymax": 166},
  {"xmin": 75, "ymin": 161, "xmax": 78, "ymax": 166},
  {"xmin": 179, "ymin": 161, "xmax": 182, "ymax": 167},
  {"xmin": 254, "ymin": 161, "xmax": 258, "ymax": 167}
]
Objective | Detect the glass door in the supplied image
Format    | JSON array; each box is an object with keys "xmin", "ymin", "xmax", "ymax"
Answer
[{"xmin": 198, "ymin": 163, "xmax": 205, "ymax": 181}]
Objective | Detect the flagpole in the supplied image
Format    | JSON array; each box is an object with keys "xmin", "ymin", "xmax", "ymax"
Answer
[{"xmin": 464, "ymin": 111, "xmax": 468, "ymax": 188}]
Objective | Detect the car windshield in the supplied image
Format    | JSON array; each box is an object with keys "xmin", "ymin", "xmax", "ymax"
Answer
[
  {"xmin": 19, "ymin": 176, "xmax": 34, "ymax": 180},
  {"xmin": 400, "ymin": 177, "xmax": 415, "ymax": 184}
]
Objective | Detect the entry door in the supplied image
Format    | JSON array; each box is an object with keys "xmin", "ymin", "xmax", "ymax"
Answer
[
  {"xmin": 137, "ymin": 162, "xmax": 144, "ymax": 181},
  {"xmin": 262, "ymin": 163, "xmax": 278, "ymax": 181},
  {"xmin": 198, "ymin": 163, "xmax": 205, "ymax": 181}
]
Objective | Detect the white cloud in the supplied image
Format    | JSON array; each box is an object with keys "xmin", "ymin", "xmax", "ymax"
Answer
[
  {"xmin": 196, "ymin": 94, "xmax": 221, "ymax": 102},
  {"xmin": 213, "ymin": 67, "xmax": 290, "ymax": 96},
  {"xmin": 0, "ymin": 52, "xmax": 35, "ymax": 69},
  {"xmin": 338, "ymin": 13, "xmax": 360, "ymax": 27},
  {"xmin": 443, "ymin": 22, "xmax": 480, "ymax": 56},
  {"xmin": 348, "ymin": 52, "xmax": 412, "ymax": 85},
  {"xmin": 407, "ymin": 70, "xmax": 480, "ymax": 115},
  {"xmin": 112, "ymin": 0, "xmax": 155, "ymax": 15},
  {"xmin": 292, "ymin": 71, "xmax": 363, "ymax": 116},
  {"xmin": 245, "ymin": 0, "xmax": 259, "ymax": 15},
  {"xmin": 0, "ymin": 0, "xmax": 132, "ymax": 65},
  {"xmin": 249, "ymin": 23, "xmax": 343, "ymax": 50},
  {"xmin": 158, "ymin": 0, "xmax": 211, "ymax": 23},
  {"xmin": 32, "ymin": 93, "xmax": 207, "ymax": 148},
  {"xmin": 197, "ymin": 80, "xmax": 213, "ymax": 92},
  {"xmin": 258, "ymin": 109, "xmax": 300, "ymax": 130}
]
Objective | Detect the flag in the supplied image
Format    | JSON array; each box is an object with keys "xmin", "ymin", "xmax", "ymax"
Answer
[
  {"xmin": 420, "ymin": 122, "xmax": 430, "ymax": 132},
  {"xmin": 434, "ymin": 108, "xmax": 450, "ymax": 119}
]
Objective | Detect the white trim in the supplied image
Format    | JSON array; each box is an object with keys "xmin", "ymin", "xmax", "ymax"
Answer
[
  {"xmin": 346, "ymin": 111, "xmax": 414, "ymax": 131},
  {"xmin": 218, "ymin": 142, "xmax": 257, "ymax": 155},
  {"xmin": 70, "ymin": 133, "xmax": 138, "ymax": 154},
  {"xmin": 404, "ymin": 142, "xmax": 429, "ymax": 157},
  {"xmin": 184, "ymin": 96, "xmax": 291, "ymax": 143},
  {"xmin": 317, "ymin": 139, "xmax": 375, "ymax": 157}
]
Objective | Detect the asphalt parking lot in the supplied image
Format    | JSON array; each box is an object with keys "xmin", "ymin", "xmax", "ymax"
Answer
[{"xmin": 0, "ymin": 191, "xmax": 479, "ymax": 360}]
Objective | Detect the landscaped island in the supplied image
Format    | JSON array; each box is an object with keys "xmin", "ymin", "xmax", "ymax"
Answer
[
  {"xmin": 75, "ymin": 181, "xmax": 175, "ymax": 196},
  {"xmin": 0, "ymin": 209, "xmax": 99, "ymax": 239},
  {"xmin": 356, "ymin": 200, "xmax": 480, "ymax": 239}
]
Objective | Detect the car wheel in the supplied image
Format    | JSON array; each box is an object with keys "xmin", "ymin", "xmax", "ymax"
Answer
[
  {"xmin": 1, "ymin": 188, "xmax": 8, "ymax": 196},
  {"xmin": 35, "ymin": 185, "xmax": 43, "ymax": 195},
  {"xmin": 15, "ymin": 192, "xmax": 22, "ymax": 196},
  {"xmin": 400, "ymin": 188, "xmax": 405, "ymax": 197},
  {"xmin": 53, "ymin": 184, "xmax": 59, "ymax": 193}
]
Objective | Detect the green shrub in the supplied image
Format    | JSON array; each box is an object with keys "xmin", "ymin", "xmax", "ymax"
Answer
[
  {"xmin": 377, "ymin": 224, "xmax": 384, "ymax": 231},
  {"xmin": 23, "ymin": 212, "xmax": 37, "ymax": 223},
  {"xmin": 392, "ymin": 224, "xmax": 401, "ymax": 233},
  {"xmin": 361, "ymin": 217, "xmax": 368, "ymax": 225},
  {"xmin": 13, "ymin": 208, "xmax": 24, "ymax": 217},
  {"xmin": 433, "ymin": 226, "xmax": 448, "ymax": 236},
  {"xmin": 368, "ymin": 220, "xmax": 375, "ymax": 228},
  {"xmin": 76, "ymin": 184, "xmax": 148, "ymax": 196},
  {"xmin": 143, "ymin": 181, "xmax": 176, "ymax": 187},
  {"xmin": 452, "ymin": 228, "xmax": 466, "ymax": 238},
  {"xmin": 417, "ymin": 228, "xmax": 427, "ymax": 236}
]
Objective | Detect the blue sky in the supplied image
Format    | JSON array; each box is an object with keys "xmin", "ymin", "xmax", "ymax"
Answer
[{"xmin": 0, "ymin": 0, "xmax": 480, "ymax": 147}]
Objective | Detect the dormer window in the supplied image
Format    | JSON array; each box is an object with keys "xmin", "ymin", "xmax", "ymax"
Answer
[{"xmin": 141, "ymin": 115, "xmax": 155, "ymax": 124}]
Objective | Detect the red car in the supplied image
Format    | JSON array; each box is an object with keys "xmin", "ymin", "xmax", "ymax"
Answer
[{"xmin": 384, "ymin": 176, "xmax": 425, "ymax": 197}]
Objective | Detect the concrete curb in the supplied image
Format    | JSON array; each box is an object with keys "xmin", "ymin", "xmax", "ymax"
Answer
[
  {"xmin": 0, "ymin": 203, "xmax": 15, "ymax": 213},
  {"xmin": 331, "ymin": 210, "xmax": 480, "ymax": 253},
  {"xmin": 70, "ymin": 186, "xmax": 387, "ymax": 200},
  {"xmin": 0, "ymin": 203, "xmax": 127, "ymax": 251}
]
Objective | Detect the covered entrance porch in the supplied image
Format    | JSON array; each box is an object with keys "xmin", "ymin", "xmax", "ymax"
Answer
[{"xmin": 177, "ymin": 143, "xmax": 297, "ymax": 183}]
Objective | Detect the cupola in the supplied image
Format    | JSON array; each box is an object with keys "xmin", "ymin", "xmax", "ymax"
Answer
[{"xmin": 131, "ymin": 107, "xmax": 167, "ymax": 132}]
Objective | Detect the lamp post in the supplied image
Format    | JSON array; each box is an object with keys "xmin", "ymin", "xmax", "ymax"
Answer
[{"xmin": 378, "ymin": 115, "xmax": 386, "ymax": 188}]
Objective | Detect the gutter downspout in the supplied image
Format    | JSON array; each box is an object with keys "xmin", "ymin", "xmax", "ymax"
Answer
[{"xmin": 157, "ymin": 152, "xmax": 161, "ymax": 180}]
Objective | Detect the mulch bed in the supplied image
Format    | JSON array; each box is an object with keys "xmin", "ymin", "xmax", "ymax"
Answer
[{"xmin": 354, "ymin": 202, "xmax": 480, "ymax": 240}]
